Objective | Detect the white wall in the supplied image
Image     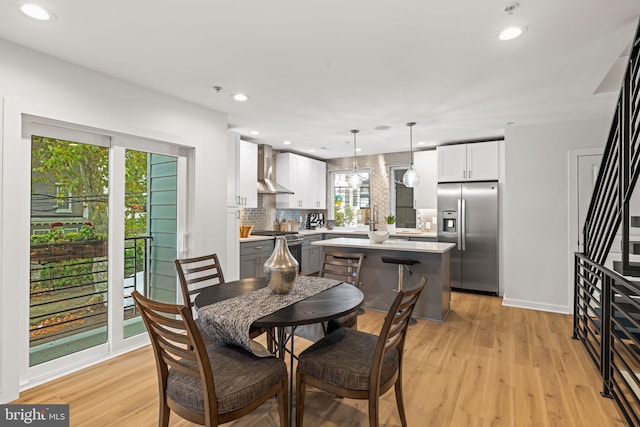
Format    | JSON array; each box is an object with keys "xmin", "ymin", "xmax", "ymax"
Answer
[
  {"xmin": 502, "ymin": 118, "xmax": 610, "ymax": 313},
  {"xmin": 0, "ymin": 39, "xmax": 228, "ymax": 402}
]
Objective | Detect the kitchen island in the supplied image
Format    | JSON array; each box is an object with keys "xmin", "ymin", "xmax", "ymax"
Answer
[{"xmin": 311, "ymin": 237, "xmax": 455, "ymax": 321}]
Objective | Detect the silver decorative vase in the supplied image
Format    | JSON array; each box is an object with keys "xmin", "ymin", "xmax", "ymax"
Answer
[{"xmin": 264, "ymin": 236, "xmax": 299, "ymax": 294}]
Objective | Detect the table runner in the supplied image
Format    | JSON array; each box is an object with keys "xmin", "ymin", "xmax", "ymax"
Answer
[{"xmin": 198, "ymin": 276, "xmax": 341, "ymax": 356}]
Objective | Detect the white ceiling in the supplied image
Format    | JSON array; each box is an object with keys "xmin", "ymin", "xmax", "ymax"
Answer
[{"xmin": 0, "ymin": 0, "xmax": 639, "ymax": 159}]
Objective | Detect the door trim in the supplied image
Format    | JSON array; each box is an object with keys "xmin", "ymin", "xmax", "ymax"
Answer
[{"xmin": 568, "ymin": 147, "xmax": 602, "ymax": 315}]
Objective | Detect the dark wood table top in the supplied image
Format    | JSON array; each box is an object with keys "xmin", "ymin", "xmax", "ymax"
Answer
[{"xmin": 194, "ymin": 277, "xmax": 364, "ymax": 328}]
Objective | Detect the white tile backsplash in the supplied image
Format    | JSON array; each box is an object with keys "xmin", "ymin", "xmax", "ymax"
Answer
[{"xmin": 417, "ymin": 208, "xmax": 437, "ymax": 232}]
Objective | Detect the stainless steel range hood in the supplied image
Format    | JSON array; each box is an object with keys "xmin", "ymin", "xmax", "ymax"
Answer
[{"xmin": 257, "ymin": 144, "xmax": 294, "ymax": 194}]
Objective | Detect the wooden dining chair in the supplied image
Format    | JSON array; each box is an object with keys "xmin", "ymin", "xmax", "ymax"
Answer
[
  {"xmin": 175, "ymin": 254, "xmax": 273, "ymax": 350},
  {"xmin": 132, "ymin": 291, "xmax": 288, "ymax": 427},
  {"xmin": 295, "ymin": 277, "xmax": 426, "ymax": 427},
  {"xmin": 295, "ymin": 251, "xmax": 365, "ymax": 343},
  {"xmin": 320, "ymin": 251, "xmax": 364, "ymax": 332},
  {"xmin": 175, "ymin": 254, "xmax": 225, "ymax": 313}
]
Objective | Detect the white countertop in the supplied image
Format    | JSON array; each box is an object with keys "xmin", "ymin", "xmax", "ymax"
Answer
[
  {"xmin": 239, "ymin": 235, "xmax": 276, "ymax": 243},
  {"xmin": 301, "ymin": 229, "xmax": 437, "ymax": 238},
  {"xmin": 240, "ymin": 228, "xmax": 437, "ymax": 243},
  {"xmin": 311, "ymin": 237, "xmax": 455, "ymax": 254}
]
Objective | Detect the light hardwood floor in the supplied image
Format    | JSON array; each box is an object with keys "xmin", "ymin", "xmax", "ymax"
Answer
[{"xmin": 12, "ymin": 292, "xmax": 626, "ymax": 426}]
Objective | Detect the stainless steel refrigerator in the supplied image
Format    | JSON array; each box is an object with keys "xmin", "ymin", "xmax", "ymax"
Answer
[{"xmin": 437, "ymin": 181, "xmax": 498, "ymax": 294}]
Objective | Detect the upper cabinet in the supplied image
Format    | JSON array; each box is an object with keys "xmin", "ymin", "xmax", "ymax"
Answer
[
  {"xmin": 276, "ymin": 152, "xmax": 326, "ymax": 209},
  {"xmin": 413, "ymin": 150, "xmax": 438, "ymax": 209},
  {"xmin": 227, "ymin": 133, "xmax": 258, "ymax": 208},
  {"xmin": 310, "ymin": 159, "xmax": 326, "ymax": 209},
  {"xmin": 437, "ymin": 141, "xmax": 499, "ymax": 182}
]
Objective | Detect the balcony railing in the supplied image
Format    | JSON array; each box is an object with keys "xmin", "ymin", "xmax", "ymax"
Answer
[{"xmin": 30, "ymin": 236, "xmax": 152, "ymax": 347}]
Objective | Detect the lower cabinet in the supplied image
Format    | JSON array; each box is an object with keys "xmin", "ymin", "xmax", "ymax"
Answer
[
  {"xmin": 301, "ymin": 234, "xmax": 324, "ymax": 275},
  {"xmin": 409, "ymin": 236, "xmax": 437, "ymax": 242},
  {"xmin": 239, "ymin": 240, "xmax": 275, "ymax": 279}
]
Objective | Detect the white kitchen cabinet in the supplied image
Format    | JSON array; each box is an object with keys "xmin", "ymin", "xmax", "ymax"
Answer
[
  {"xmin": 413, "ymin": 150, "xmax": 438, "ymax": 209},
  {"xmin": 276, "ymin": 153, "xmax": 326, "ymax": 209},
  {"xmin": 467, "ymin": 141, "xmax": 499, "ymax": 181},
  {"xmin": 227, "ymin": 133, "xmax": 258, "ymax": 208},
  {"xmin": 437, "ymin": 141, "xmax": 498, "ymax": 182},
  {"xmin": 225, "ymin": 208, "xmax": 240, "ymax": 281},
  {"xmin": 310, "ymin": 160, "xmax": 326, "ymax": 209}
]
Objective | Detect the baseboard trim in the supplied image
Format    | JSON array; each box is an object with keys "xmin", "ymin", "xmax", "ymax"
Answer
[{"xmin": 502, "ymin": 297, "xmax": 571, "ymax": 314}]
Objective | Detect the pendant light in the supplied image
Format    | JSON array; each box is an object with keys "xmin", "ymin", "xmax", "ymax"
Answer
[
  {"xmin": 402, "ymin": 122, "xmax": 420, "ymax": 187},
  {"xmin": 348, "ymin": 129, "xmax": 363, "ymax": 189}
]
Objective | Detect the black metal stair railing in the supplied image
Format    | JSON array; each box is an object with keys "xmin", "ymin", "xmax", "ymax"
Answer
[
  {"xmin": 574, "ymin": 255, "xmax": 640, "ymax": 426},
  {"xmin": 583, "ymin": 20, "xmax": 640, "ymax": 269},
  {"xmin": 575, "ymin": 18, "xmax": 640, "ymax": 427}
]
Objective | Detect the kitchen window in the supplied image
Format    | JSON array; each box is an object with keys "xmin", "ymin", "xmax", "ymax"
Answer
[
  {"xmin": 389, "ymin": 166, "xmax": 416, "ymax": 228},
  {"xmin": 330, "ymin": 170, "xmax": 370, "ymax": 227}
]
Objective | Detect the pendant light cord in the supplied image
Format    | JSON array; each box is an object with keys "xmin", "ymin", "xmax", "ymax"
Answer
[
  {"xmin": 407, "ymin": 122, "xmax": 416, "ymax": 166},
  {"xmin": 351, "ymin": 129, "xmax": 359, "ymax": 170}
]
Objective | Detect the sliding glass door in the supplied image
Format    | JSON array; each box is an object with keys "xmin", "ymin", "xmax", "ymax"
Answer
[
  {"xmin": 30, "ymin": 136, "xmax": 110, "ymax": 366},
  {"xmin": 123, "ymin": 151, "xmax": 178, "ymax": 339},
  {"xmin": 27, "ymin": 123, "xmax": 185, "ymax": 374}
]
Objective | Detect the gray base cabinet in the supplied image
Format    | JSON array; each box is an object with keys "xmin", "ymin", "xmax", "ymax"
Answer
[
  {"xmin": 240, "ymin": 240, "xmax": 275, "ymax": 279},
  {"xmin": 301, "ymin": 234, "xmax": 324, "ymax": 275},
  {"xmin": 409, "ymin": 236, "xmax": 436, "ymax": 242}
]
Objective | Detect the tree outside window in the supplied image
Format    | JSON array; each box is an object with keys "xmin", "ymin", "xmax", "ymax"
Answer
[{"xmin": 331, "ymin": 170, "xmax": 370, "ymax": 227}]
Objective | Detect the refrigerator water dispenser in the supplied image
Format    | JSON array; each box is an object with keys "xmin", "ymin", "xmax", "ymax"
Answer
[{"xmin": 442, "ymin": 211, "xmax": 457, "ymax": 232}]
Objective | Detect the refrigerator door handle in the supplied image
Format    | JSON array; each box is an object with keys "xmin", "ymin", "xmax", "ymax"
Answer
[
  {"xmin": 457, "ymin": 198, "xmax": 462, "ymax": 249},
  {"xmin": 461, "ymin": 199, "xmax": 466, "ymax": 251}
]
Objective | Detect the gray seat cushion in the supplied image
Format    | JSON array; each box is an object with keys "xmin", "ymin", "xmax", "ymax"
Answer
[
  {"xmin": 166, "ymin": 343, "xmax": 287, "ymax": 415},
  {"xmin": 297, "ymin": 327, "xmax": 399, "ymax": 390}
]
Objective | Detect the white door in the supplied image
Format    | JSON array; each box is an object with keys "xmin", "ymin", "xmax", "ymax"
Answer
[{"xmin": 577, "ymin": 154, "xmax": 602, "ymax": 252}]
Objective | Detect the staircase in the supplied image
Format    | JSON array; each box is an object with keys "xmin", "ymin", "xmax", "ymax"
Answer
[
  {"xmin": 574, "ymin": 18, "xmax": 640, "ymax": 427},
  {"xmin": 613, "ymin": 215, "xmax": 640, "ymax": 275}
]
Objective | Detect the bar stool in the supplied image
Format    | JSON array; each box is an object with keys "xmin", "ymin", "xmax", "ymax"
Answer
[{"xmin": 381, "ymin": 256, "xmax": 420, "ymax": 325}]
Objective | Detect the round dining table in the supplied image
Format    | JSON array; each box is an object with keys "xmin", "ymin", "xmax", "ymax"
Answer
[{"xmin": 194, "ymin": 276, "xmax": 364, "ymax": 426}]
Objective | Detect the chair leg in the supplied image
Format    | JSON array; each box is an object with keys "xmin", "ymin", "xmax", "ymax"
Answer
[
  {"xmin": 296, "ymin": 373, "xmax": 306, "ymax": 427},
  {"xmin": 159, "ymin": 399, "xmax": 170, "ymax": 427},
  {"xmin": 395, "ymin": 379, "xmax": 408, "ymax": 427},
  {"xmin": 267, "ymin": 327, "xmax": 275, "ymax": 353},
  {"xmin": 368, "ymin": 396, "xmax": 380, "ymax": 427},
  {"xmin": 279, "ymin": 378, "xmax": 289, "ymax": 427}
]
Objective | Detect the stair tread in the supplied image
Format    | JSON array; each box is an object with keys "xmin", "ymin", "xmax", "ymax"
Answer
[
  {"xmin": 613, "ymin": 260, "xmax": 640, "ymax": 277},
  {"xmin": 613, "ymin": 260, "xmax": 640, "ymax": 267}
]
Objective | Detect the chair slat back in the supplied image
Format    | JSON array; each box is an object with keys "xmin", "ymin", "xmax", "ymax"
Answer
[
  {"xmin": 371, "ymin": 277, "xmax": 426, "ymax": 388},
  {"xmin": 175, "ymin": 254, "xmax": 226, "ymax": 312},
  {"xmin": 132, "ymin": 291, "xmax": 218, "ymax": 412},
  {"xmin": 320, "ymin": 252, "xmax": 364, "ymax": 287}
]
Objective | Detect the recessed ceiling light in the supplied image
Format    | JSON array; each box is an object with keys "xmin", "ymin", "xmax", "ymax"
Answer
[
  {"xmin": 282, "ymin": 140, "xmax": 292, "ymax": 145},
  {"xmin": 249, "ymin": 130, "xmax": 260, "ymax": 135},
  {"xmin": 308, "ymin": 149, "xmax": 316, "ymax": 153},
  {"xmin": 232, "ymin": 93, "xmax": 249, "ymax": 102},
  {"xmin": 355, "ymin": 148, "xmax": 362, "ymax": 152},
  {"xmin": 375, "ymin": 125, "xmax": 391, "ymax": 131},
  {"xmin": 417, "ymin": 141, "xmax": 427, "ymax": 146},
  {"xmin": 499, "ymin": 25, "xmax": 527, "ymax": 41},
  {"xmin": 20, "ymin": 3, "xmax": 52, "ymax": 20}
]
